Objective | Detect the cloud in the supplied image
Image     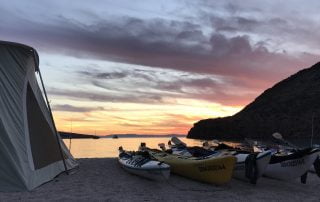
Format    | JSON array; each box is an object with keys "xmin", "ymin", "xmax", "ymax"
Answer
[
  {"xmin": 52, "ymin": 104, "xmax": 104, "ymax": 112},
  {"xmin": 211, "ymin": 16, "xmax": 260, "ymax": 32},
  {"xmin": 61, "ymin": 117, "xmax": 97, "ymax": 122},
  {"xmin": 78, "ymin": 71, "xmax": 128, "ymax": 79},
  {"xmin": 204, "ymin": 1, "xmax": 320, "ymax": 52},
  {"xmin": 48, "ymin": 88, "xmax": 164, "ymax": 104},
  {"xmin": 77, "ymin": 69, "xmax": 155, "ymax": 81},
  {"xmin": 1, "ymin": 8, "xmax": 318, "ymax": 84},
  {"xmin": 74, "ymin": 68, "xmax": 257, "ymax": 106},
  {"xmin": 1, "ymin": 1, "xmax": 319, "ymax": 108}
]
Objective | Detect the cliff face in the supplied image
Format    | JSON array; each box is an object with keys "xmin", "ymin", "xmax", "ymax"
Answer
[{"xmin": 187, "ymin": 62, "xmax": 320, "ymax": 140}]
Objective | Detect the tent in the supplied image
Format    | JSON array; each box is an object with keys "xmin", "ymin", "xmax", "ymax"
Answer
[{"xmin": 0, "ymin": 41, "xmax": 78, "ymax": 191}]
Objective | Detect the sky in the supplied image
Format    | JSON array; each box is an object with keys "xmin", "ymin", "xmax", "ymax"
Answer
[{"xmin": 1, "ymin": 0, "xmax": 320, "ymax": 135}]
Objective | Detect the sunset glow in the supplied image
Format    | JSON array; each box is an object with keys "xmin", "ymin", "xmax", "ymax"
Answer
[{"xmin": 2, "ymin": 0, "xmax": 320, "ymax": 135}]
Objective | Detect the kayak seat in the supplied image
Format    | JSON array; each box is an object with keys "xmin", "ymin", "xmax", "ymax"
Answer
[
  {"xmin": 119, "ymin": 152, "xmax": 132, "ymax": 159},
  {"xmin": 187, "ymin": 146, "xmax": 216, "ymax": 157}
]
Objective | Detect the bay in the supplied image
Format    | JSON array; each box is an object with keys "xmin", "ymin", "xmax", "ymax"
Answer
[
  {"xmin": 63, "ymin": 137, "xmax": 320, "ymax": 158},
  {"xmin": 63, "ymin": 137, "xmax": 203, "ymax": 158}
]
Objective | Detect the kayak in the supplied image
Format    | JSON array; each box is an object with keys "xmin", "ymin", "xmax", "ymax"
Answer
[
  {"xmin": 264, "ymin": 148, "xmax": 320, "ymax": 183},
  {"xmin": 309, "ymin": 145, "xmax": 320, "ymax": 176},
  {"xmin": 309, "ymin": 156, "xmax": 320, "ymax": 176},
  {"xmin": 194, "ymin": 148, "xmax": 271, "ymax": 184},
  {"xmin": 232, "ymin": 150, "xmax": 272, "ymax": 184},
  {"xmin": 118, "ymin": 147, "xmax": 170, "ymax": 180},
  {"xmin": 166, "ymin": 137, "xmax": 271, "ymax": 184},
  {"xmin": 149, "ymin": 150, "xmax": 236, "ymax": 185},
  {"xmin": 169, "ymin": 138, "xmax": 272, "ymax": 184}
]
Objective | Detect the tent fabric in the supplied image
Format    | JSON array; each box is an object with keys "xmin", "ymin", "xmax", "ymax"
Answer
[
  {"xmin": 26, "ymin": 83, "xmax": 62, "ymax": 170},
  {"xmin": 0, "ymin": 41, "xmax": 78, "ymax": 191}
]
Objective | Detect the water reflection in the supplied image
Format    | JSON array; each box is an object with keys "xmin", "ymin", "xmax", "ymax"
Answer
[{"xmin": 63, "ymin": 137, "xmax": 204, "ymax": 158}]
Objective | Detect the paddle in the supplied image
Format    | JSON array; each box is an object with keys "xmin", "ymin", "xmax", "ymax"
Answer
[
  {"xmin": 244, "ymin": 138, "xmax": 263, "ymax": 152},
  {"xmin": 272, "ymin": 132, "xmax": 297, "ymax": 149},
  {"xmin": 171, "ymin": 137, "xmax": 187, "ymax": 147},
  {"xmin": 202, "ymin": 140, "xmax": 220, "ymax": 149}
]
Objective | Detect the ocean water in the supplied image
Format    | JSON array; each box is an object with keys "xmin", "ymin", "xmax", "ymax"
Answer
[
  {"xmin": 63, "ymin": 137, "xmax": 320, "ymax": 158},
  {"xmin": 63, "ymin": 137, "xmax": 204, "ymax": 158}
]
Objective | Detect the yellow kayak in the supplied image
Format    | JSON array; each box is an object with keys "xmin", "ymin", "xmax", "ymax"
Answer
[{"xmin": 149, "ymin": 150, "xmax": 236, "ymax": 185}]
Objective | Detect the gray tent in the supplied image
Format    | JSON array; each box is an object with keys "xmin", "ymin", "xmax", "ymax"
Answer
[{"xmin": 0, "ymin": 41, "xmax": 78, "ymax": 191}]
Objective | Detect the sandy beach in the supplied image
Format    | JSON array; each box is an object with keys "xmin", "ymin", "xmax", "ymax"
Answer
[{"xmin": 0, "ymin": 158, "xmax": 319, "ymax": 202}]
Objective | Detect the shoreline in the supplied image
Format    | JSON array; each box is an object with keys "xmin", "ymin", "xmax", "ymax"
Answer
[{"xmin": 1, "ymin": 158, "xmax": 319, "ymax": 201}]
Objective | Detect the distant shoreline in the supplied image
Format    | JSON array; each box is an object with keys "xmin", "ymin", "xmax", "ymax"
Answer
[
  {"xmin": 59, "ymin": 131, "xmax": 100, "ymax": 139},
  {"xmin": 104, "ymin": 134, "xmax": 186, "ymax": 138},
  {"xmin": 59, "ymin": 132, "xmax": 186, "ymax": 139}
]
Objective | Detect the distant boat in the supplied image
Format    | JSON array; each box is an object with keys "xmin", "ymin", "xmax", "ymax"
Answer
[{"xmin": 112, "ymin": 135, "xmax": 118, "ymax": 139}]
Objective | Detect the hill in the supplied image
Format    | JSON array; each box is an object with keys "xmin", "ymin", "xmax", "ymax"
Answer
[{"xmin": 187, "ymin": 62, "xmax": 320, "ymax": 140}]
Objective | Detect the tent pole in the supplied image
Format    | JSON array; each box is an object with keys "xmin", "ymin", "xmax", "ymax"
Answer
[{"xmin": 37, "ymin": 69, "xmax": 69, "ymax": 174}]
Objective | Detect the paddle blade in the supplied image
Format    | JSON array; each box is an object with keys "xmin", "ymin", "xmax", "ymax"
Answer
[
  {"xmin": 171, "ymin": 136, "xmax": 187, "ymax": 147},
  {"xmin": 272, "ymin": 132, "xmax": 283, "ymax": 140}
]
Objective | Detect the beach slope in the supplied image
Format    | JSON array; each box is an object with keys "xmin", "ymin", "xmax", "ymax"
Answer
[{"xmin": 1, "ymin": 158, "xmax": 319, "ymax": 201}]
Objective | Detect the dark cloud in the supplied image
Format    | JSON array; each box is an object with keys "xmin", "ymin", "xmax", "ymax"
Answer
[
  {"xmin": 210, "ymin": 14, "xmax": 291, "ymax": 34},
  {"xmin": 75, "ymin": 68, "xmax": 257, "ymax": 106},
  {"xmin": 78, "ymin": 69, "xmax": 155, "ymax": 81},
  {"xmin": 155, "ymin": 77, "xmax": 219, "ymax": 93},
  {"xmin": 52, "ymin": 104, "xmax": 104, "ymax": 112},
  {"xmin": 206, "ymin": 3, "xmax": 320, "ymax": 52},
  {"xmin": 78, "ymin": 71, "xmax": 128, "ymax": 79},
  {"xmin": 1, "ymin": 9, "xmax": 316, "ymax": 85},
  {"xmin": 48, "ymin": 88, "xmax": 163, "ymax": 104},
  {"xmin": 211, "ymin": 16, "xmax": 260, "ymax": 32}
]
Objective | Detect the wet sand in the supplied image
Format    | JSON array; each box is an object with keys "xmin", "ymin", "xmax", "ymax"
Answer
[{"xmin": 1, "ymin": 158, "xmax": 320, "ymax": 201}]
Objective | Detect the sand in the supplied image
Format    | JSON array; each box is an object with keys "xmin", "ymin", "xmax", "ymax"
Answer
[{"xmin": 1, "ymin": 158, "xmax": 320, "ymax": 202}]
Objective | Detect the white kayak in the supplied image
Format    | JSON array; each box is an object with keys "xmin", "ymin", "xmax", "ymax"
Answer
[
  {"xmin": 264, "ymin": 148, "xmax": 320, "ymax": 182},
  {"xmin": 118, "ymin": 148, "xmax": 170, "ymax": 181},
  {"xmin": 309, "ymin": 156, "xmax": 319, "ymax": 173},
  {"xmin": 209, "ymin": 149, "xmax": 271, "ymax": 184},
  {"xmin": 309, "ymin": 147, "xmax": 320, "ymax": 175},
  {"xmin": 232, "ymin": 150, "xmax": 272, "ymax": 184}
]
